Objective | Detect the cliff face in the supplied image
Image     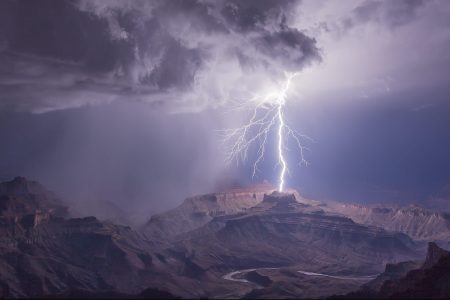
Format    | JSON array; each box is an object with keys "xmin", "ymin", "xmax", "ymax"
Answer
[
  {"xmin": 326, "ymin": 202, "xmax": 450, "ymax": 241},
  {"xmin": 173, "ymin": 192, "xmax": 420, "ymax": 276},
  {"xmin": 0, "ymin": 178, "xmax": 194, "ymax": 298},
  {"xmin": 0, "ymin": 177, "xmax": 70, "ymax": 237},
  {"xmin": 143, "ymin": 186, "xmax": 273, "ymax": 239},
  {"xmin": 0, "ymin": 176, "xmax": 68, "ymax": 223},
  {"xmin": 360, "ymin": 260, "xmax": 422, "ymax": 292},
  {"xmin": 336, "ymin": 242, "xmax": 450, "ymax": 299},
  {"xmin": 378, "ymin": 242, "xmax": 450, "ymax": 299},
  {"xmin": 143, "ymin": 187, "xmax": 323, "ymax": 241},
  {"xmin": 422, "ymin": 241, "xmax": 450, "ymax": 269}
]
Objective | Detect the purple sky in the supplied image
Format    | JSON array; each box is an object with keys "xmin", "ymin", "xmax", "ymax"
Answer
[{"xmin": 0, "ymin": 0, "xmax": 450, "ymax": 224}]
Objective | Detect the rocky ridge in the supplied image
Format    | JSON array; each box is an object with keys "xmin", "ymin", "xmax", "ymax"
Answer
[
  {"xmin": 0, "ymin": 177, "xmax": 199, "ymax": 298},
  {"xmin": 173, "ymin": 192, "xmax": 420, "ymax": 278},
  {"xmin": 333, "ymin": 242, "xmax": 450, "ymax": 299},
  {"xmin": 325, "ymin": 202, "xmax": 450, "ymax": 241}
]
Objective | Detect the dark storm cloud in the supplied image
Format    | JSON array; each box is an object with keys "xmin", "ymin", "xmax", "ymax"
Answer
[
  {"xmin": 0, "ymin": 51, "xmax": 122, "ymax": 112},
  {"xmin": 0, "ymin": 0, "xmax": 319, "ymax": 113},
  {"xmin": 253, "ymin": 27, "xmax": 321, "ymax": 72},
  {"xmin": 219, "ymin": 0, "xmax": 297, "ymax": 31},
  {"xmin": 0, "ymin": 0, "xmax": 124, "ymax": 69},
  {"xmin": 343, "ymin": 0, "xmax": 426, "ymax": 31}
]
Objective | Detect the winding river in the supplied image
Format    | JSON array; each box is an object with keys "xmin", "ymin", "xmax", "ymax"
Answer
[{"xmin": 223, "ymin": 267, "xmax": 377, "ymax": 284}]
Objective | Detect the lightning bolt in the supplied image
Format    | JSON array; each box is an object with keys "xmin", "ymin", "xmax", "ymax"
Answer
[{"xmin": 220, "ymin": 72, "xmax": 310, "ymax": 192}]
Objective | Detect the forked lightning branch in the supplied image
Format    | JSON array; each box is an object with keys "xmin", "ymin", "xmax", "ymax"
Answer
[{"xmin": 220, "ymin": 73, "xmax": 311, "ymax": 192}]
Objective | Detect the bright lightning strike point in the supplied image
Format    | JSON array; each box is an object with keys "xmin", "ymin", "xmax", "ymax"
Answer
[{"xmin": 220, "ymin": 72, "xmax": 311, "ymax": 192}]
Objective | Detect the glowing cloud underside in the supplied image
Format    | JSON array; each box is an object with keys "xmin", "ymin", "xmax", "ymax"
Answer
[{"xmin": 220, "ymin": 73, "xmax": 310, "ymax": 192}]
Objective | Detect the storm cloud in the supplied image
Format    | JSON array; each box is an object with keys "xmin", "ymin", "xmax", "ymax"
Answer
[
  {"xmin": 351, "ymin": 0, "xmax": 426, "ymax": 29},
  {"xmin": 0, "ymin": 0, "xmax": 320, "ymax": 113}
]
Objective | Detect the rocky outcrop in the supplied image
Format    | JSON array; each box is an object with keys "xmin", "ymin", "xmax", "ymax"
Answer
[
  {"xmin": 0, "ymin": 177, "xmax": 68, "ymax": 216},
  {"xmin": 326, "ymin": 203, "xmax": 450, "ymax": 241},
  {"xmin": 0, "ymin": 176, "xmax": 68, "ymax": 230},
  {"xmin": 143, "ymin": 185, "xmax": 273, "ymax": 239},
  {"xmin": 0, "ymin": 216, "xmax": 158, "ymax": 297},
  {"xmin": 144, "ymin": 187, "xmax": 322, "ymax": 241},
  {"xmin": 378, "ymin": 242, "xmax": 450, "ymax": 298},
  {"xmin": 333, "ymin": 242, "xmax": 450, "ymax": 299},
  {"xmin": 422, "ymin": 241, "xmax": 450, "ymax": 269},
  {"xmin": 0, "ymin": 178, "xmax": 193, "ymax": 298},
  {"xmin": 174, "ymin": 192, "xmax": 421, "ymax": 276},
  {"xmin": 362, "ymin": 260, "xmax": 422, "ymax": 292}
]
